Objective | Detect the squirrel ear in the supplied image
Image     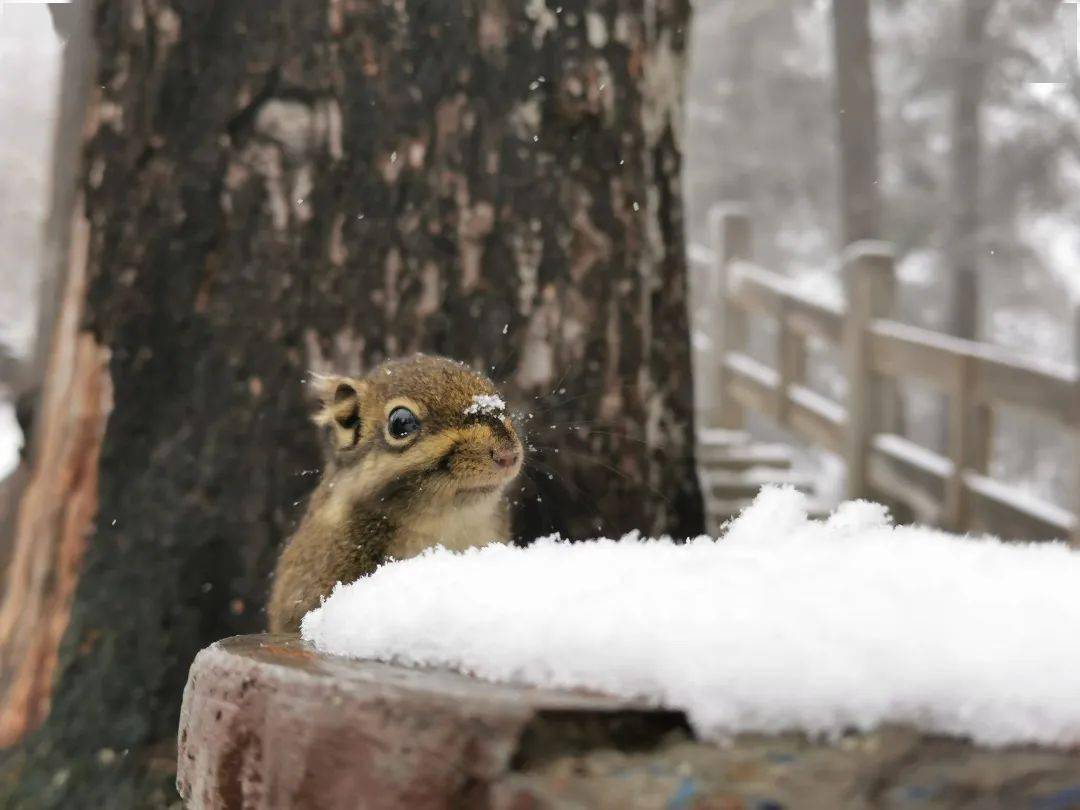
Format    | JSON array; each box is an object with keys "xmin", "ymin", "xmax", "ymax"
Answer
[{"xmin": 311, "ymin": 374, "xmax": 362, "ymax": 448}]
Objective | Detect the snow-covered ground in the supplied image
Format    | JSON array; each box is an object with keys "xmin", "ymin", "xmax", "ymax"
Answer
[{"xmin": 304, "ymin": 487, "xmax": 1080, "ymax": 748}]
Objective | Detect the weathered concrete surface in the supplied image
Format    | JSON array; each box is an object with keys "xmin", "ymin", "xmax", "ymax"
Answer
[
  {"xmin": 494, "ymin": 730, "xmax": 1080, "ymax": 809},
  {"xmin": 179, "ymin": 635, "xmax": 1080, "ymax": 809},
  {"xmin": 178, "ymin": 634, "xmax": 691, "ymax": 808}
]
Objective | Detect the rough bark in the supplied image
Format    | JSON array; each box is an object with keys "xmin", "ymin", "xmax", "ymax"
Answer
[
  {"xmin": 0, "ymin": 205, "xmax": 109, "ymax": 753},
  {"xmin": 831, "ymin": 0, "xmax": 882, "ymax": 245},
  {"xmin": 0, "ymin": 0, "xmax": 701, "ymax": 805},
  {"xmin": 947, "ymin": 0, "xmax": 995, "ymax": 341}
]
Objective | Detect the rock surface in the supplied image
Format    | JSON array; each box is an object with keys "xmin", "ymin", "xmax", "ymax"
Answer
[{"xmin": 178, "ymin": 635, "xmax": 1080, "ymax": 809}]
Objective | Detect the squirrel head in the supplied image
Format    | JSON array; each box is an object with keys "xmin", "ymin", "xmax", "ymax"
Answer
[{"xmin": 310, "ymin": 354, "xmax": 523, "ymax": 510}]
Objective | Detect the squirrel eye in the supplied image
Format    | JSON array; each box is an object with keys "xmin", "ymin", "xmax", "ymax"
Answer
[{"xmin": 387, "ymin": 407, "xmax": 420, "ymax": 439}]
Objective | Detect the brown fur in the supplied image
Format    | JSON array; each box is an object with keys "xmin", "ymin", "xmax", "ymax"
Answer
[{"xmin": 267, "ymin": 354, "xmax": 523, "ymax": 633}]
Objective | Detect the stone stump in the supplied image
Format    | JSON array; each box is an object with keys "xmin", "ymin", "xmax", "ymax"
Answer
[{"xmin": 178, "ymin": 635, "xmax": 1080, "ymax": 809}]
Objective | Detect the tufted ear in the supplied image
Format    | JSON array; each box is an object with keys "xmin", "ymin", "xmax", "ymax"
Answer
[{"xmin": 310, "ymin": 374, "xmax": 362, "ymax": 449}]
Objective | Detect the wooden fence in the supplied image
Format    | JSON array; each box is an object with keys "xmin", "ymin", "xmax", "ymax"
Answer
[{"xmin": 699, "ymin": 203, "xmax": 1080, "ymax": 545}]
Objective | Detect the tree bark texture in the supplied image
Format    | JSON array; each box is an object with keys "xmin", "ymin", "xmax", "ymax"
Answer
[
  {"xmin": 0, "ymin": 0, "xmax": 701, "ymax": 805},
  {"xmin": 831, "ymin": 0, "xmax": 882, "ymax": 246},
  {"xmin": 948, "ymin": 0, "xmax": 995, "ymax": 340}
]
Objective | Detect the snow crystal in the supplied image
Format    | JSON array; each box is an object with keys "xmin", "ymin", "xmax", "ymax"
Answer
[
  {"xmin": 302, "ymin": 487, "xmax": 1080, "ymax": 747},
  {"xmin": 464, "ymin": 394, "xmax": 506, "ymax": 417}
]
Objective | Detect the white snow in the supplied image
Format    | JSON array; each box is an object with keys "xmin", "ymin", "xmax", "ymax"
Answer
[
  {"xmin": 464, "ymin": 393, "xmax": 506, "ymax": 417},
  {"xmin": 302, "ymin": 487, "xmax": 1080, "ymax": 748},
  {"xmin": 0, "ymin": 401, "xmax": 21, "ymax": 480}
]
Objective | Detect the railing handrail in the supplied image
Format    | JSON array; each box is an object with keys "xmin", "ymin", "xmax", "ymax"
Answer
[
  {"xmin": 698, "ymin": 205, "xmax": 1080, "ymax": 546},
  {"xmin": 690, "ymin": 240, "xmax": 1076, "ymax": 408}
]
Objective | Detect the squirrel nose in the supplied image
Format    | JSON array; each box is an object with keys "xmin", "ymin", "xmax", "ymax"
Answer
[{"xmin": 492, "ymin": 447, "xmax": 519, "ymax": 470}]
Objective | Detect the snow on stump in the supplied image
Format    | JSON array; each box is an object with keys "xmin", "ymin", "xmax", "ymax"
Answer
[
  {"xmin": 179, "ymin": 489, "xmax": 1080, "ymax": 808},
  {"xmin": 304, "ymin": 488, "xmax": 1080, "ymax": 749}
]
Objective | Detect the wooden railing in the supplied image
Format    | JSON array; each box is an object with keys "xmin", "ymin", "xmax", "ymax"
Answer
[{"xmin": 703, "ymin": 203, "xmax": 1080, "ymax": 545}]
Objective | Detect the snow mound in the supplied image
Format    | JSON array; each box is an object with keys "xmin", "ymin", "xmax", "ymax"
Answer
[{"xmin": 302, "ymin": 487, "xmax": 1080, "ymax": 747}]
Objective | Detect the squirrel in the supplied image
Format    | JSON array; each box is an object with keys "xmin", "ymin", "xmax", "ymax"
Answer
[{"xmin": 267, "ymin": 354, "xmax": 524, "ymax": 633}]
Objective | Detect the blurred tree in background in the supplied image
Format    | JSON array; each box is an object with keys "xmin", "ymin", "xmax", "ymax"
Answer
[
  {"xmin": 831, "ymin": 0, "xmax": 883, "ymax": 245},
  {"xmin": 947, "ymin": 0, "xmax": 996, "ymax": 341},
  {"xmin": 0, "ymin": 0, "xmax": 702, "ymax": 805}
]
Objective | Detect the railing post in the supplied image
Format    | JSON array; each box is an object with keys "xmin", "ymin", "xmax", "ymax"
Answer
[
  {"xmin": 778, "ymin": 299, "xmax": 806, "ymax": 429},
  {"xmin": 966, "ymin": 401, "xmax": 993, "ymax": 477},
  {"xmin": 944, "ymin": 355, "xmax": 979, "ymax": 532},
  {"xmin": 954, "ymin": 381, "xmax": 994, "ymax": 534},
  {"xmin": 842, "ymin": 240, "xmax": 896, "ymax": 501},
  {"xmin": 709, "ymin": 203, "xmax": 752, "ymax": 431}
]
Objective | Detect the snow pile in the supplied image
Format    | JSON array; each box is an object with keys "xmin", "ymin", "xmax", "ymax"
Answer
[
  {"xmin": 302, "ymin": 487, "xmax": 1080, "ymax": 747},
  {"xmin": 464, "ymin": 394, "xmax": 506, "ymax": 416}
]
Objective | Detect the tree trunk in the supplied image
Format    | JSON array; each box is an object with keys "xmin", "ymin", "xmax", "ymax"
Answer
[
  {"xmin": 948, "ymin": 0, "xmax": 995, "ymax": 340},
  {"xmin": 0, "ymin": 0, "xmax": 701, "ymax": 805},
  {"xmin": 831, "ymin": 0, "xmax": 905, "ymax": 443},
  {"xmin": 830, "ymin": 0, "xmax": 882, "ymax": 246},
  {"xmin": 726, "ymin": 6, "xmax": 759, "ymax": 205}
]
